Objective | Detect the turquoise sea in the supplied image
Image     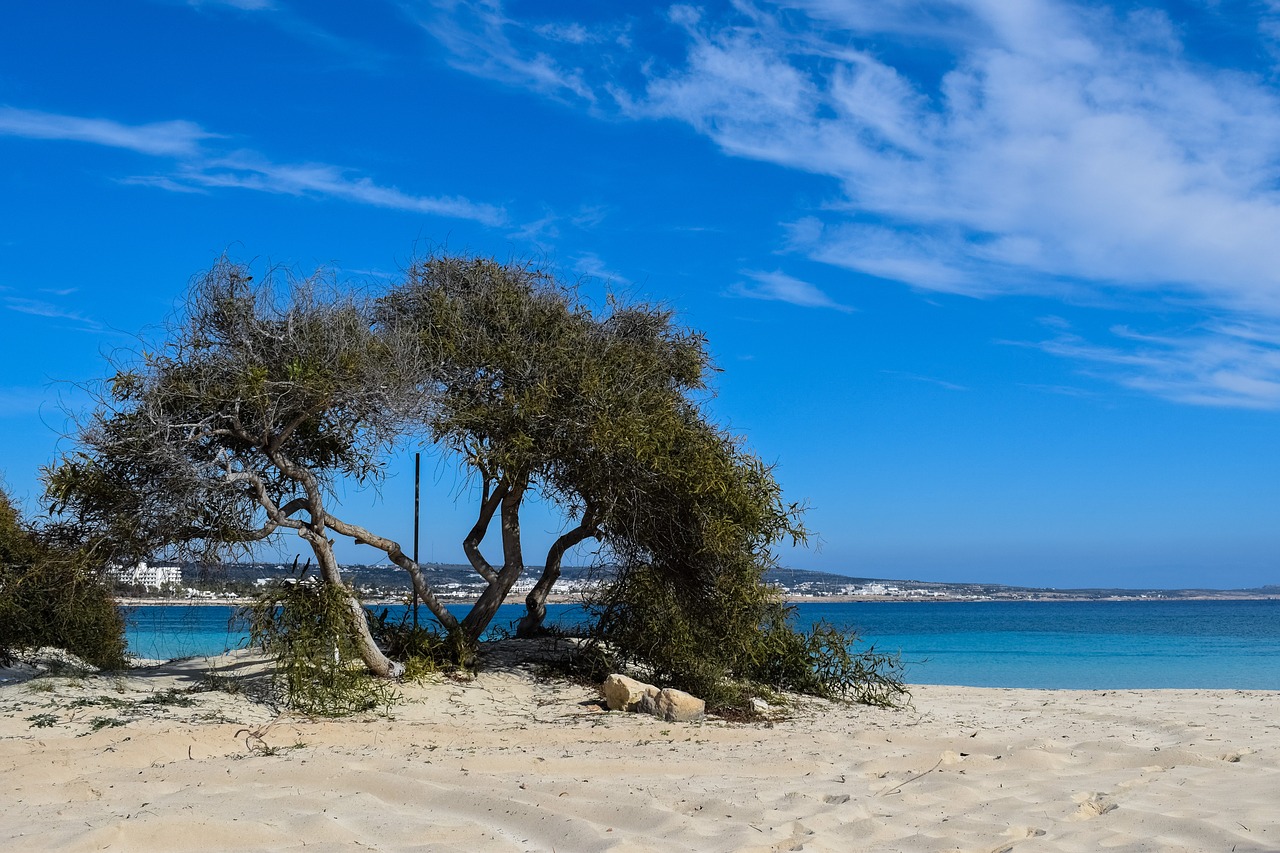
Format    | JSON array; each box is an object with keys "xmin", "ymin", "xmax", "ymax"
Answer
[{"xmin": 124, "ymin": 599, "xmax": 1280, "ymax": 690}]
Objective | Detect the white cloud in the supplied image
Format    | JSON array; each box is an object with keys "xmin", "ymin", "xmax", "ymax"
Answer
[
  {"xmin": 181, "ymin": 152, "xmax": 507, "ymax": 225},
  {"xmin": 422, "ymin": 0, "xmax": 1280, "ymax": 407},
  {"xmin": 731, "ymin": 269, "xmax": 852, "ymax": 311},
  {"xmin": 405, "ymin": 0, "xmax": 598, "ymax": 103},
  {"xmin": 0, "ymin": 107, "xmax": 215, "ymax": 157},
  {"xmin": 573, "ymin": 252, "xmax": 631, "ymax": 285},
  {"xmin": 881, "ymin": 370, "xmax": 967, "ymax": 392},
  {"xmin": 627, "ymin": 2, "xmax": 1280, "ymax": 314},
  {"xmin": 3, "ymin": 107, "xmax": 506, "ymax": 227},
  {"xmin": 4, "ymin": 297, "xmax": 104, "ymax": 332},
  {"xmin": 186, "ymin": 0, "xmax": 276, "ymax": 9},
  {"xmin": 0, "ymin": 386, "xmax": 52, "ymax": 418},
  {"xmin": 1032, "ymin": 320, "xmax": 1280, "ymax": 409}
]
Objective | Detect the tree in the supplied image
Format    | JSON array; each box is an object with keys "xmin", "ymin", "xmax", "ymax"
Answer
[
  {"xmin": 378, "ymin": 255, "xmax": 718, "ymax": 640},
  {"xmin": 47, "ymin": 253, "xmax": 833, "ymax": 698},
  {"xmin": 47, "ymin": 260, "xmax": 428, "ymax": 676},
  {"xmin": 47, "ymin": 255, "xmax": 693, "ymax": 668},
  {"xmin": 0, "ymin": 486, "xmax": 126, "ymax": 669}
]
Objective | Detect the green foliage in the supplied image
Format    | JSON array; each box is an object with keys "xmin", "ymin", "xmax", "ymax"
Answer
[
  {"xmin": 364, "ymin": 606, "xmax": 464, "ymax": 675},
  {"xmin": 44, "ymin": 258, "xmax": 427, "ymax": 567},
  {"xmin": 748, "ymin": 619, "xmax": 910, "ymax": 708},
  {"xmin": 0, "ymin": 488, "xmax": 126, "ymax": 670},
  {"xmin": 577, "ymin": 401, "xmax": 904, "ymax": 709},
  {"xmin": 42, "ymin": 250, "xmax": 899, "ymax": 710},
  {"xmin": 238, "ymin": 579, "xmax": 398, "ymax": 716},
  {"xmin": 586, "ymin": 567, "xmax": 908, "ymax": 709}
]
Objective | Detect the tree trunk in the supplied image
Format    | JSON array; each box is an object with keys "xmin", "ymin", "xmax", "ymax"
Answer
[
  {"xmin": 460, "ymin": 478, "xmax": 527, "ymax": 643},
  {"xmin": 302, "ymin": 526, "xmax": 404, "ymax": 678},
  {"xmin": 516, "ymin": 507, "xmax": 598, "ymax": 638}
]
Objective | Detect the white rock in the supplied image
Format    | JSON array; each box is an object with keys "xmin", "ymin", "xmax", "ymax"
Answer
[
  {"xmin": 602, "ymin": 673, "xmax": 658, "ymax": 712},
  {"xmin": 649, "ymin": 687, "xmax": 705, "ymax": 723}
]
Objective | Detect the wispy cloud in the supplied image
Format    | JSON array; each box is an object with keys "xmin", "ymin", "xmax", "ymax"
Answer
[
  {"xmin": 0, "ymin": 107, "xmax": 215, "ymax": 157},
  {"xmin": 4, "ymin": 297, "xmax": 104, "ymax": 332},
  {"xmin": 178, "ymin": 152, "xmax": 507, "ymax": 224},
  {"xmin": 625, "ymin": 2, "xmax": 1280, "ymax": 313},
  {"xmin": 0, "ymin": 386, "xmax": 53, "ymax": 418},
  {"xmin": 420, "ymin": 1, "xmax": 1280, "ymax": 407},
  {"xmin": 186, "ymin": 0, "xmax": 276, "ymax": 10},
  {"xmin": 1, "ymin": 107, "xmax": 506, "ymax": 226},
  {"xmin": 881, "ymin": 370, "xmax": 967, "ymax": 392},
  {"xmin": 173, "ymin": 0, "xmax": 386, "ymax": 66},
  {"xmin": 404, "ymin": 0, "xmax": 600, "ymax": 104},
  {"xmin": 1030, "ymin": 320, "xmax": 1280, "ymax": 409},
  {"xmin": 572, "ymin": 252, "xmax": 631, "ymax": 285},
  {"xmin": 731, "ymin": 270, "xmax": 852, "ymax": 312}
]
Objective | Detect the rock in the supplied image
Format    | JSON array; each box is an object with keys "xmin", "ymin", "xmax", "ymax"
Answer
[
  {"xmin": 602, "ymin": 673, "xmax": 658, "ymax": 712},
  {"xmin": 749, "ymin": 697, "xmax": 770, "ymax": 714},
  {"xmin": 649, "ymin": 687, "xmax": 705, "ymax": 722}
]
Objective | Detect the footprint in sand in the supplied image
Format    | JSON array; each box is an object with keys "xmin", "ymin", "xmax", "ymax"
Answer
[
  {"xmin": 1073, "ymin": 791, "xmax": 1117, "ymax": 819},
  {"xmin": 983, "ymin": 825, "xmax": 1046, "ymax": 853}
]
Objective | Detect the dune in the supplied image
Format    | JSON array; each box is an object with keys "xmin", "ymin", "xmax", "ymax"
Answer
[{"xmin": 2, "ymin": 642, "xmax": 1276, "ymax": 852}]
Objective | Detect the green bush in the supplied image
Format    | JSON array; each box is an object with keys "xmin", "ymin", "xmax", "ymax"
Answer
[
  {"xmin": 365, "ymin": 606, "xmax": 464, "ymax": 676},
  {"xmin": 0, "ymin": 489, "xmax": 126, "ymax": 670},
  {"xmin": 583, "ymin": 563, "xmax": 908, "ymax": 711},
  {"xmin": 237, "ymin": 579, "xmax": 399, "ymax": 716}
]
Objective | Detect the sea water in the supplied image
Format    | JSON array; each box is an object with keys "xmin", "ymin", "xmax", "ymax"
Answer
[{"xmin": 123, "ymin": 598, "xmax": 1280, "ymax": 690}]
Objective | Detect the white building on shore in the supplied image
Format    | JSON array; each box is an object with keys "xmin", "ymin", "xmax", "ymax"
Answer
[{"xmin": 108, "ymin": 561, "xmax": 182, "ymax": 590}]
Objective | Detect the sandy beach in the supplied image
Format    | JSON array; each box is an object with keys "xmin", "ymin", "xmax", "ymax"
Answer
[{"xmin": 2, "ymin": 643, "xmax": 1276, "ymax": 852}]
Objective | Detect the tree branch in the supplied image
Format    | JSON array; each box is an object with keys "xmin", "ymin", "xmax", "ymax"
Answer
[
  {"xmin": 322, "ymin": 512, "xmax": 461, "ymax": 633},
  {"xmin": 517, "ymin": 503, "xmax": 599, "ymax": 637},
  {"xmin": 463, "ymin": 478, "xmax": 507, "ymax": 584},
  {"xmin": 461, "ymin": 475, "xmax": 528, "ymax": 641}
]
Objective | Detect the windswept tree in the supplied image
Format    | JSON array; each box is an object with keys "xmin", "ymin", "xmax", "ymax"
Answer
[
  {"xmin": 48, "ymin": 253, "xmax": 859, "ymax": 703},
  {"xmin": 379, "ymin": 255, "xmax": 720, "ymax": 639},
  {"xmin": 46, "ymin": 257, "xmax": 726, "ymax": 659},
  {"xmin": 47, "ymin": 261, "xmax": 430, "ymax": 676}
]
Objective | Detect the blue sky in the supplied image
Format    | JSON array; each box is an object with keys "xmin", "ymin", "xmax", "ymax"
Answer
[{"xmin": 3, "ymin": 0, "xmax": 1280, "ymax": 589}]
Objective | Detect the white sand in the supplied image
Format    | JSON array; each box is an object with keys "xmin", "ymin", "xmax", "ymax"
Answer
[{"xmin": 2, "ymin": 644, "xmax": 1276, "ymax": 852}]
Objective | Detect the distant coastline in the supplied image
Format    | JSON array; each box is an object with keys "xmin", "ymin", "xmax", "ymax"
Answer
[
  {"xmin": 118, "ymin": 589, "xmax": 1280, "ymax": 608},
  {"xmin": 110, "ymin": 561, "xmax": 1278, "ymax": 607}
]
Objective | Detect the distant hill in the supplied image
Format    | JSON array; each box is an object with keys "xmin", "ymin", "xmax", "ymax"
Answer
[{"xmin": 165, "ymin": 561, "xmax": 1276, "ymax": 602}]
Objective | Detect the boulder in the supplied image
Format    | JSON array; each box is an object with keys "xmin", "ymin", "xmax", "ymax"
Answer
[
  {"xmin": 602, "ymin": 673, "xmax": 658, "ymax": 712},
  {"xmin": 646, "ymin": 687, "xmax": 705, "ymax": 723}
]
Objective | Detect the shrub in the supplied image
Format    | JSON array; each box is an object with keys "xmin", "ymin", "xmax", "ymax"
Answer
[
  {"xmin": 237, "ymin": 578, "xmax": 398, "ymax": 716},
  {"xmin": 0, "ymin": 489, "xmax": 126, "ymax": 670},
  {"xmin": 583, "ymin": 563, "xmax": 908, "ymax": 711}
]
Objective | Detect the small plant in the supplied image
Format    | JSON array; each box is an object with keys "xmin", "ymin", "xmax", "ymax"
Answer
[
  {"xmin": 67, "ymin": 695, "xmax": 131, "ymax": 710},
  {"xmin": 200, "ymin": 672, "xmax": 244, "ymax": 696},
  {"xmin": 86, "ymin": 716, "xmax": 127, "ymax": 732},
  {"xmin": 237, "ymin": 578, "xmax": 399, "ymax": 716},
  {"xmin": 0, "ymin": 489, "xmax": 128, "ymax": 671},
  {"xmin": 750, "ymin": 619, "xmax": 910, "ymax": 709},
  {"xmin": 141, "ymin": 688, "xmax": 195, "ymax": 708},
  {"xmin": 584, "ymin": 566, "xmax": 909, "ymax": 713},
  {"xmin": 25, "ymin": 713, "xmax": 58, "ymax": 728}
]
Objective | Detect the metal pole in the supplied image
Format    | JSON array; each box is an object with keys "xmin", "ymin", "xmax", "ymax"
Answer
[{"xmin": 412, "ymin": 451, "xmax": 420, "ymax": 630}]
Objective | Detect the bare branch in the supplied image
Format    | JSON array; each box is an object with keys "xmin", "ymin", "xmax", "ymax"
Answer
[
  {"xmin": 323, "ymin": 513, "xmax": 461, "ymax": 633},
  {"xmin": 462, "ymin": 478, "xmax": 507, "ymax": 584}
]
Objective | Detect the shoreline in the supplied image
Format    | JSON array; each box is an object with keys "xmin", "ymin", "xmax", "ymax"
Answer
[
  {"xmin": 117, "ymin": 591, "xmax": 1280, "ymax": 607},
  {"xmin": 3, "ymin": 647, "xmax": 1276, "ymax": 852}
]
